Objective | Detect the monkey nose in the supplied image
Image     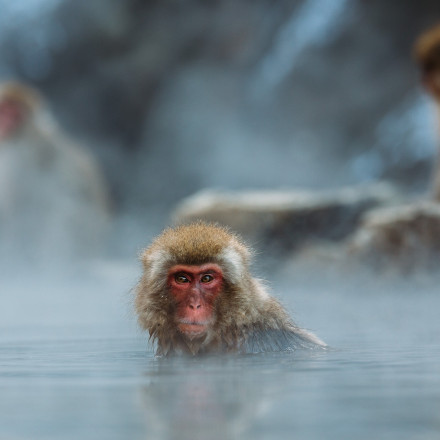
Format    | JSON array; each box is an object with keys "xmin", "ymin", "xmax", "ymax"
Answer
[{"xmin": 189, "ymin": 303, "xmax": 201, "ymax": 310}]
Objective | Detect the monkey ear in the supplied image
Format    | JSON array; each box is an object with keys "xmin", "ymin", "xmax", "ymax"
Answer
[
  {"xmin": 139, "ymin": 249, "xmax": 157, "ymax": 269},
  {"xmin": 139, "ymin": 250, "xmax": 148, "ymax": 268},
  {"xmin": 218, "ymin": 244, "xmax": 251, "ymax": 283},
  {"xmin": 140, "ymin": 248, "xmax": 172, "ymax": 280}
]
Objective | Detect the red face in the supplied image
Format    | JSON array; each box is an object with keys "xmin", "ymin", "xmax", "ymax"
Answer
[
  {"xmin": 0, "ymin": 99, "xmax": 24, "ymax": 140},
  {"xmin": 168, "ymin": 264, "xmax": 223, "ymax": 339}
]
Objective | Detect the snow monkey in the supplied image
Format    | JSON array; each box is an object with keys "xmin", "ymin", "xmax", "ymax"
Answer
[
  {"xmin": 0, "ymin": 81, "xmax": 38, "ymax": 140},
  {"xmin": 135, "ymin": 222, "xmax": 326, "ymax": 356},
  {"xmin": 0, "ymin": 81, "xmax": 110, "ymax": 261},
  {"xmin": 415, "ymin": 24, "xmax": 440, "ymax": 102},
  {"xmin": 414, "ymin": 24, "xmax": 440, "ymax": 200}
]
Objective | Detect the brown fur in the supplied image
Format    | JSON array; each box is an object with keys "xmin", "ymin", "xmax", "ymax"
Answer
[
  {"xmin": 0, "ymin": 81, "xmax": 42, "ymax": 139},
  {"xmin": 0, "ymin": 81, "xmax": 41, "ymax": 111},
  {"xmin": 414, "ymin": 25, "xmax": 440, "ymax": 200},
  {"xmin": 135, "ymin": 222, "xmax": 325, "ymax": 356},
  {"xmin": 414, "ymin": 24, "xmax": 440, "ymax": 79}
]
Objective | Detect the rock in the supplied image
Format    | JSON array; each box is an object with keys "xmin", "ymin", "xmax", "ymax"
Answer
[
  {"xmin": 349, "ymin": 201, "xmax": 440, "ymax": 270},
  {"xmin": 173, "ymin": 183, "xmax": 398, "ymax": 255}
]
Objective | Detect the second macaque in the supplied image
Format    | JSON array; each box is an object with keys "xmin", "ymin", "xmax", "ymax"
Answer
[
  {"xmin": 135, "ymin": 222, "xmax": 326, "ymax": 356},
  {"xmin": 0, "ymin": 81, "xmax": 111, "ymax": 262},
  {"xmin": 414, "ymin": 24, "xmax": 440, "ymax": 201}
]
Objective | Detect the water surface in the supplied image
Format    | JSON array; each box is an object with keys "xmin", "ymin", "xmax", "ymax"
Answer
[{"xmin": 1, "ymin": 266, "xmax": 439, "ymax": 440}]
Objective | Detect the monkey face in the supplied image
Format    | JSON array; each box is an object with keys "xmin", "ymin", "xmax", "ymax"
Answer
[
  {"xmin": 0, "ymin": 98, "xmax": 25, "ymax": 140},
  {"xmin": 136, "ymin": 223, "xmax": 326, "ymax": 355},
  {"xmin": 167, "ymin": 263, "xmax": 223, "ymax": 340}
]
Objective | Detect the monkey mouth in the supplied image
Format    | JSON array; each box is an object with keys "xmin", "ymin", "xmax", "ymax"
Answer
[{"xmin": 177, "ymin": 320, "xmax": 209, "ymax": 338}]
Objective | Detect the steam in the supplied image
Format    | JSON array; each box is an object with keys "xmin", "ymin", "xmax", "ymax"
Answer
[{"xmin": 251, "ymin": 0, "xmax": 349, "ymax": 95}]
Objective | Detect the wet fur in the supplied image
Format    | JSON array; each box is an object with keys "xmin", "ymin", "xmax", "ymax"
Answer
[{"xmin": 135, "ymin": 222, "xmax": 325, "ymax": 355}]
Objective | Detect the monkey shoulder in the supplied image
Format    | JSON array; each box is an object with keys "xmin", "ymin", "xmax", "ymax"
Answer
[{"xmin": 239, "ymin": 296, "xmax": 325, "ymax": 353}]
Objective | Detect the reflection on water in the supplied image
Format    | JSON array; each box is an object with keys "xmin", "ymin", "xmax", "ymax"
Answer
[{"xmin": 1, "ymin": 269, "xmax": 440, "ymax": 440}]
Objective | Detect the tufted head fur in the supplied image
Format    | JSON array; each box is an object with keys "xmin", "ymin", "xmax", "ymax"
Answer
[
  {"xmin": 140, "ymin": 222, "xmax": 252, "ymax": 285},
  {"xmin": 135, "ymin": 222, "xmax": 325, "ymax": 355}
]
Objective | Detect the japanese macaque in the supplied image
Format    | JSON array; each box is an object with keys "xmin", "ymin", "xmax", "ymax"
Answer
[
  {"xmin": 414, "ymin": 24, "xmax": 440, "ymax": 201},
  {"xmin": 0, "ymin": 81, "xmax": 110, "ymax": 262},
  {"xmin": 135, "ymin": 222, "xmax": 326, "ymax": 356}
]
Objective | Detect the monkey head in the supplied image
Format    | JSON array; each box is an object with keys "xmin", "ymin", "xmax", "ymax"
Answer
[
  {"xmin": 135, "ymin": 222, "xmax": 325, "ymax": 356},
  {"xmin": 414, "ymin": 24, "xmax": 440, "ymax": 100},
  {"xmin": 0, "ymin": 81, "xmax": 40, "ymax": 141},
  {"xmin": 135, "ymin": 222, "xmax": 258, "ymax": 354}
]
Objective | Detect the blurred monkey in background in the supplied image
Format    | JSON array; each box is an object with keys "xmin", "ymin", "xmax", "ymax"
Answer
[
  {"xmin": 0, "ymin": 81, "xmax": 111, "ymax": 264},
  {"xmin": 414, "ymin": 24, "xmax": 440, "ymax": 201}
]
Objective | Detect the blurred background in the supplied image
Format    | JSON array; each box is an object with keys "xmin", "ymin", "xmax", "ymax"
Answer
[
  {"xmin": 2, "ymin": 2, "xmax": 440, "ymax": 440},
  {"xmin": 1, "ymin": 0, "xmax": 440, "ymax": 260}
]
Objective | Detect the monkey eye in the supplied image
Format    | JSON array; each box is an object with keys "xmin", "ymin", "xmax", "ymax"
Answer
[
  {"xmin": 200, "ymin": 274, "xmax": 214, "ymax": 283},
  {"xmin": 175, "ymin": 274, "xmax": 190, "ymax": 284}
]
